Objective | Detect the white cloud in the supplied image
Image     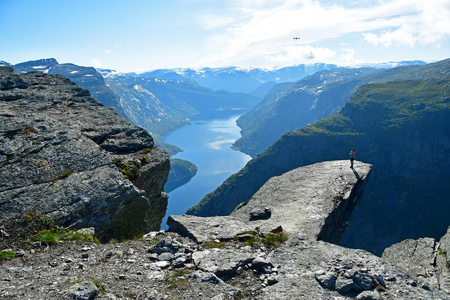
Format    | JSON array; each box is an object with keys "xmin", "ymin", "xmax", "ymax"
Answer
[
  {"xmin": 363, "ymin": 0, "xmax": 450, "ymax": 47},
  {"xmin": 340, "ymin": 48, "xmax": 363, "ymax": 65},
  {"xmin": 90, "ymin": 59, "xmax": 103, "ymax": 68},
  {"xmin": 195, "ymin": 0, "xmax": 450, "ymax": 67},
  {"xmin": 267, "ymin": 45, "xmax": 335, "ymax": 63}
]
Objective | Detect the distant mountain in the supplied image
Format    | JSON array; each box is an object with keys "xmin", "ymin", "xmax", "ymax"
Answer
[
  {"xmin": 233, "ymin": 67, "xmax": 383, "ymax": 156},
  {"xmin": 0, "ymin": 60, "xmax": 12, "ymax": 67},
  {"xmin": 233, "ymin": 61, "xmax": 435, "ymax": 157},
  {"xmin": 359, "ymin": 60, "xmax": 427, "ymax": 69},
  {"xmin": 100, "ymin": 69, "xmax": 261, "ymax": 154},
  {"xmin": 188, "ymin": 58, "xmax": 450, "ymax": 255},
  {"xmin": 12, "ymin": 58, "xmax": 126, "ymax": 117},
  {"xmin": 137, "ymin": 63, "xmax": 339, "ymax": 93}
]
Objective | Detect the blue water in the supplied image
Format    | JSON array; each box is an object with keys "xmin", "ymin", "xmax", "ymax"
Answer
[{"xmin": 161, "ymin": 112, "xmax": 251, "ymax": 229}]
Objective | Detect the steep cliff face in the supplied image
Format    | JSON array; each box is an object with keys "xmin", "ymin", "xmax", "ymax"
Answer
[
  {"xmin": 188, "ymin": 61, "xmax": 450, "ymax": 255},
  {"xmin": 0, "ymin": 67, "xmax": 170, "ymax": 241}
]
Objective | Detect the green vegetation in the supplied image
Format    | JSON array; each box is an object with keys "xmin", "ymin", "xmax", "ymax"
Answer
[
  {"xmin": 204, "ymin": 240, "xmax": 227, "ymax": 249},
  {"xmin": 164, "ymin": 269, "xmax": 191, "ymax": 290},
  {"xmin": 113, "ymin": 154, "xmax": 150, "ymax": 180},
  {"xmin": 0, "ymin": 251, "xmax": 16, "ymax": 260},
  {"xmin": 33, "ymin": 228, "xmax": 99, "ymax": 245},
  {"xmin": 234, "ymin": 232, "xmax": 289, "ymax": 250},
  {"xmin": 52, "ymin": 170, "xmax": 72, "ymax": 181},
  {"xmin": 438, "ymin": 247, "xmax": 450, "ymax": 271},
  {"xmin": 92, "ymin": 281, "xmax": 106, "ymax": 294}
]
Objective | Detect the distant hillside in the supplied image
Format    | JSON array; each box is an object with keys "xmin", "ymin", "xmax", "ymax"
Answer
[
  {"xmin": 12, "ymin": 58, "xmax": 126, "ymax": 117},
  {"xmin": 188, "ymin": 59, "xmax": 450, "ymax": 255},
  {"xmin": 234, "ymin": 67, "xmax": 383, "ymax": 156},
  {"xmin": 234, "ymin": 61, "xmax": 441, "ymax": 157}
]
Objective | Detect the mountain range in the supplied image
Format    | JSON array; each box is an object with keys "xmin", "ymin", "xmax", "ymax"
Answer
[{"xmin": 188, "ymin": 59, "xmax": 450, "ymax": 255}]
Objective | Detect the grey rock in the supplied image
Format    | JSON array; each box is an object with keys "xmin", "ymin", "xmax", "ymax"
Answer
[
  {"xmin": 170, "ymin": 161, "xmax": 372, "ymax": 244},
  {"xmin": 315, "ymin": 270, "xmax": 336, "ymax": 289},
  {"xmin": 157, "ymin": 252, "xmax": 174, "ymax": 262},
  {"xmin": 352, "ymin": 272, "xmax": 376, "ymax": 290},
  {"xmin": 249, "ymin": 207, "xmax": 271, "ymax": 219},
  {"xmin": 335, "ymin": 276, "xmax": 356, "ymax": 294},
  {"xmin": 67, "ymin": 281, "xmax": 98, "ymax": 300},
  {"xmin": 0, "ymin": 67, "xmax": 170, "ymax": 241},
  {"xmin": 167, "ymin": 215, "xmax": 253, "ymax": 243},
  {"xmin": 356, "ymin": 290, "xmax": 381, "ymax": 300},
  {"xmin": 193, "ymin": 248, "xmax": 255, "ymax": 276},
  {"xmin": 31, "ymin": 241, "xmax": 41, "ymax": 248},
  {"xmin": 382, "ymin": 237, "xmax": 436, "ymax": 278},
  {"xmin": 15, "ymin": 249, "xmax": 25, "ymax": 257},
  {"xmin": 192, "ymin": 271, "xmax": 220, "ymax": 284}
]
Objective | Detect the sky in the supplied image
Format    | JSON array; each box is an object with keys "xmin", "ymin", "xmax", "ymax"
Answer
[{"xmin": 1, "ymin": 0, "xmax": 449, "ymax": 72}]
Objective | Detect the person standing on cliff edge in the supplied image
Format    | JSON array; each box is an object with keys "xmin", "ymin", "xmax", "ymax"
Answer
[{"xmin": 349, "ymin": 149, "xmax": 355, "ymax": 168}]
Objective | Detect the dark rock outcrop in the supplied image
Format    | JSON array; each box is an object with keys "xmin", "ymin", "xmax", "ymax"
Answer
[{"xmin": 0, "ymin": 67, "xmax": 170, "ymax": 241}]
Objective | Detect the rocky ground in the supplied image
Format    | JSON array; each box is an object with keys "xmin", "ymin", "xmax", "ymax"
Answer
[{"xmin": 1, "ymin": 161, "xmax": 449, "ymax": 299}]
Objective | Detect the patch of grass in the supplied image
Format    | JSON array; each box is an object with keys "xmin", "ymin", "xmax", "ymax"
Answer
[
  {"xmin": 92, "ymin": 281, "xmax": 106, "ymax": 294},
  {"xmin": 165, "ymin": 269, "xmax": 191, "ymax": 290},
  {"xmin": 109, "ymin": 238, "xmax": 118, "ymax": 244},
  {"xmin": 0, "ymin": 251, "xmax": 16, "ymax": 260},
  {"xmin": 52, "ymin": 170, "xmax": 72, "ymax": 181},
  {"xmin": 21, "ymin": 127, "xmax": 39, "ymax": 134},
  {"xmin": 236, "ymin": 232, "xmax": 289, "ymax": 251},
  {"xmin": 34, "ymin": 228, "xmax": 99, "ymax": 245},
  {"xmin": 438, "ymin": 247, "xmax": 450, "ymax": 271},
  {"xmin": 261, "ymin": 232, "xmax": 289, "ymax": 249},
  {"xmin": 204, "ymin": 240, "xmax": 227, "ymax": 249},
  {"xmin": 38, "ymin": 230, "xmax": 59, "ymax": 244},
  {"xmin": 143, "ymin": 148, "xmax": 152, "ymax": 154}
]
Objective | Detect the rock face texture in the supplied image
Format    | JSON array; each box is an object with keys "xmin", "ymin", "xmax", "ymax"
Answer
[
  {"xmin": 382, "ymin": 226, "xmax": 450, "ymax": 293},
  {"xmin": 169, "ymin": 160, "xmax": 371, "ymax": 244},
  {"xmin": 0, "ymin": 67, "xmax": 170, "ymax": 240}
]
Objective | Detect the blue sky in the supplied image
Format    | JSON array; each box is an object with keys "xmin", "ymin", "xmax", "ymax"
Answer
[{"xmin": 1, "ymin": 0, "xmax": 449, "ymax": 72}]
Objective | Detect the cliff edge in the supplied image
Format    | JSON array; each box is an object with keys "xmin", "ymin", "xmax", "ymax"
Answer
[{"xmin": 0, "ymin": 67, "xmax": 170, "ymax": 241}]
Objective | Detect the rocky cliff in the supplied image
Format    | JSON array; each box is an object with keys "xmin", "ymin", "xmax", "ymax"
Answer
[
  {"xmin": 189, "ymin": 60, "xmax": 450, "ymax": 255},
  {"xmin": 382, "ymin": 226, "xmax": 450, "ymax": 294},
  {"xmin": 0, "ymin": 67, "xmax": 170, "ymax": 241},
  {"xmin": 2, "ymin": 160, "xmax": 449, "ymax": 299}
]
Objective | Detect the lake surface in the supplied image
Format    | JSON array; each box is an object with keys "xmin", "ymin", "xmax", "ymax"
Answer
[{"xmin": 161, "ymin": 112, "xmax": 251, "ymax": 229}]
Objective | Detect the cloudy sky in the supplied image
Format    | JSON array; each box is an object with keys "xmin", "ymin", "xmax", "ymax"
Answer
[{"xmin": 1, "ymin": 0, "xmax": 449, "ymax": 72}]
